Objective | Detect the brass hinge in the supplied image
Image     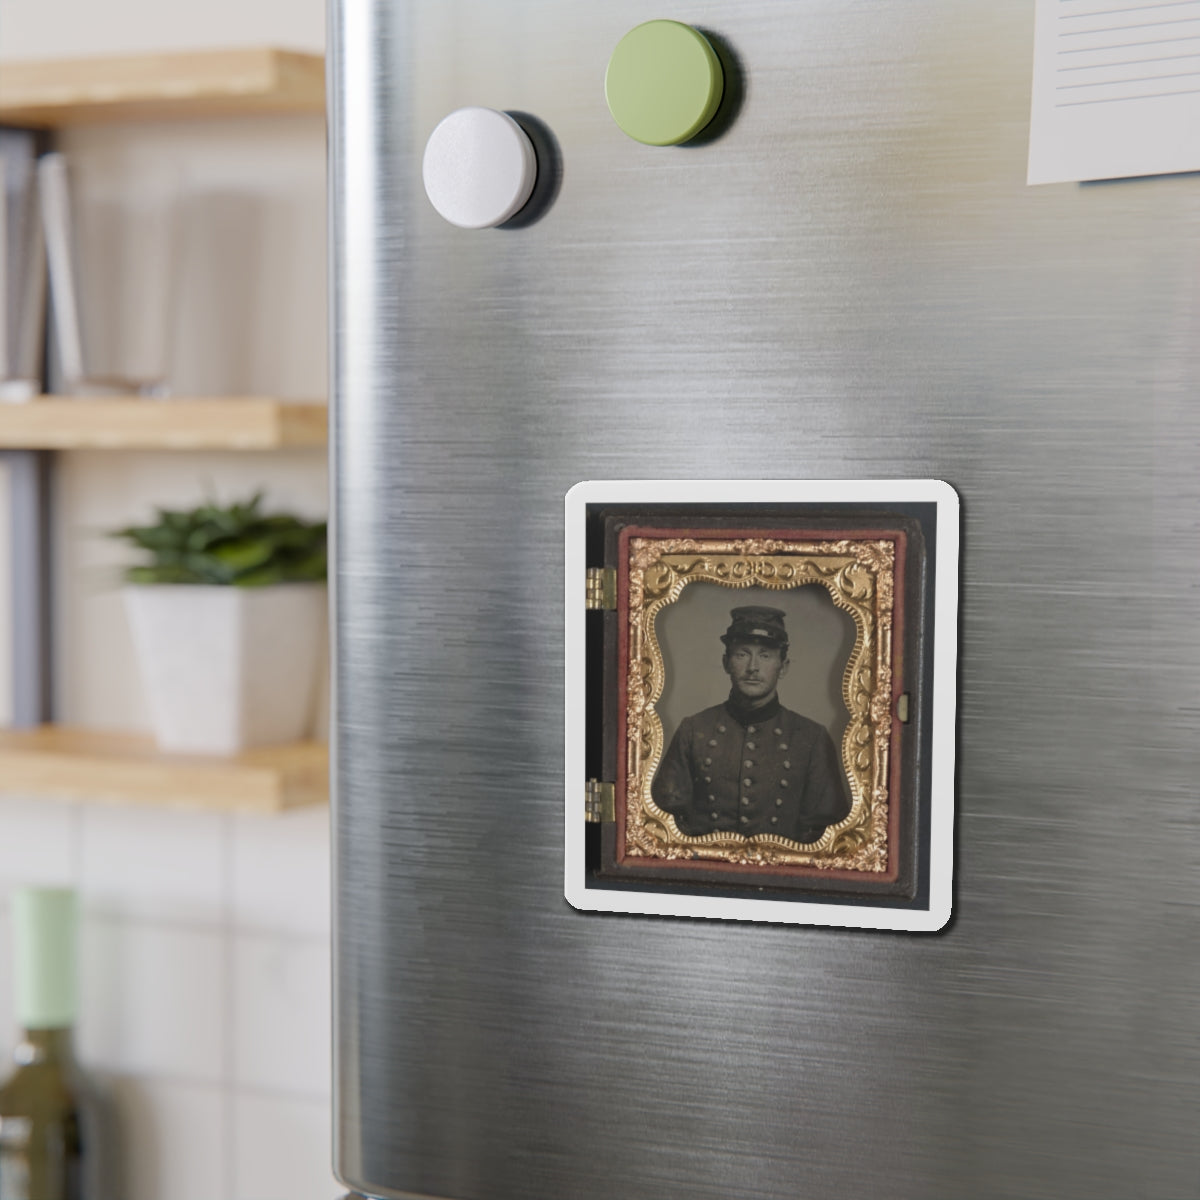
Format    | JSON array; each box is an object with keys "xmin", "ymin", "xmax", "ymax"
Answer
[
  {"xmin": 585, "ymin": 779, "xmax": 615, "ymax": 823},
  {"xmin": 585, "ymin": 567, "xmax": 616, "ymax": 611}
]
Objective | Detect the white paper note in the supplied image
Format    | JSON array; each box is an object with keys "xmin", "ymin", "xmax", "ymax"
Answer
[{"xmin": 1028, "ymin": 0, "xmax": 1200, "ymax": 184}]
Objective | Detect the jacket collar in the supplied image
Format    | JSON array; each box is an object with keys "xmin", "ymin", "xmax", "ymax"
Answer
[{"xmin": 723, "ymin": 691, "xmax": 781, "ymax": 727}]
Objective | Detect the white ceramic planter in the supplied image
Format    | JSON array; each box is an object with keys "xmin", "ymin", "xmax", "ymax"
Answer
[{"xmin": 123, "ymin": 583, "xmax": 326, "ymax": 755}]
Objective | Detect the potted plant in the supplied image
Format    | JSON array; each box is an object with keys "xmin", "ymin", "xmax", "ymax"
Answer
[{"xmin": 112, "ymin": 493, "xmax": 327, "ymax": 755}]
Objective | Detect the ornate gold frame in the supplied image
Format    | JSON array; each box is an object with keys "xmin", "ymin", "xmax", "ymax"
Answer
[{"xmin": 624, "ymin": 537, "xmax": 896, "ymax": 872}]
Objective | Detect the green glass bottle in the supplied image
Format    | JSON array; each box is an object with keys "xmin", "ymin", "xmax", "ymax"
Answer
[{"xmin": 0, "ymin": 888, "xmax": 88, "ymax": 1200}]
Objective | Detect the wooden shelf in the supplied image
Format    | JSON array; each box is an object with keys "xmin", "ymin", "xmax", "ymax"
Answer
[
  {"xmin": 0, "ymin": 48, "xmax": 324, "ymax": 127},
  {"xmin": 0, "ymin": 726, "xmax": 327, "ymax": 813},
  {"xmin": 0, "ymin": 397, "xmax": 327, "ymax": 450}
]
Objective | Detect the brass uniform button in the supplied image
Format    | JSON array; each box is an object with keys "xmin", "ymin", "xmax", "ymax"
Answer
[
  {"xmin": 739, "ymin": 815, "xmax": 749, "ymax": 824},
  {"xmin": 775, "ymin": 797, "xmax": 783, "ymax": 806},
  {"xmin": 780, "ymin": 779, "xmax": 788, "ymax": 788},
  {"xmin": 744, "ymin": 759, "xmax": 754, "ymax": 768},
  {"xmin": 773, "ymin": 727, "xmax": 782, "ymax": 736},
  {"xmin": 770, "ymin": 816, "xmax": 778, "ymax": 825},
  {"xmin": 708, "ymin": 739, "xmax": 718, "ymax": 747},
  {"xmin": 717, "ymin": 724, "xmax": 726, "ymax": 733},
  {"xmin": 710, "ymin": 811, "xmax": 719, "ymax": 820},
  {"xmin": 746, "ymin": 740, "xmax": 756, "ymax": 750},
  {"xmin": 742, "ymin": 777, "xmax": 752, "ymax": 787}
]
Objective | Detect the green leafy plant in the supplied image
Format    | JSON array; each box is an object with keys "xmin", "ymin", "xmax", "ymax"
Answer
[{"xmin": 111, "ymin": 493, "xmax": 327, "ymax": 587}]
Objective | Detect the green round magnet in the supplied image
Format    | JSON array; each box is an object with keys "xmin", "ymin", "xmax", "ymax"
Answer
[{"xmin": 605, "ymin": 20, "xmax": 724, "ymax": 146}]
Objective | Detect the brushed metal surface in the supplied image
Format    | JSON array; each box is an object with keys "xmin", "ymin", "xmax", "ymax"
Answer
[{"xmin": 331, "ymin": 2, "xmax": 1200, "ymax": 1197}]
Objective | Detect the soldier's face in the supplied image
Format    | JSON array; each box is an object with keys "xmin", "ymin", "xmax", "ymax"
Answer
[{"xmin": 723, "ymin": 640, "xmax": 789, "ymax": 703}]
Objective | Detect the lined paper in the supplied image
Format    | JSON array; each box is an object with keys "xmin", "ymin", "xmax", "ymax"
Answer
[{"xmin": 1028, "ymin": 0, "xmax": 1200, "ymax": 183}]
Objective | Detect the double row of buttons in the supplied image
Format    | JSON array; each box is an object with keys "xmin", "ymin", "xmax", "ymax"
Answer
[
  {"xmin": 703, "ymin": 721, "xmax": 795, "ymax": 828},
  {"xmin": 423, "ymin": 20, "xmax": 728, "ymax": 229}
]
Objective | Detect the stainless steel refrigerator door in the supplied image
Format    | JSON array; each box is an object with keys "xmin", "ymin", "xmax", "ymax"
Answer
[{"xmin": 330, "ymin": 2, "xmax": 1200, "ymax": 1197}]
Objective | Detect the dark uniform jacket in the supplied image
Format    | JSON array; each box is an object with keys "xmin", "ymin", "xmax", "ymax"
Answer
[{"xmin": 651, "ymin": 692, "xmax": 850, "ymax": 843}]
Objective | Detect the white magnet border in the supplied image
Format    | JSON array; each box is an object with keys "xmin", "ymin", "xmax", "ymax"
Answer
[{"xmin": 563, "ymin": 479, "xmax": 960, "ymax": 933}]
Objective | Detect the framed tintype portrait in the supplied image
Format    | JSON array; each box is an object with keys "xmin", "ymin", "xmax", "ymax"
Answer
[{"xmin": 565, "ymin": 480, "xmax": 959, "ymax": 932}]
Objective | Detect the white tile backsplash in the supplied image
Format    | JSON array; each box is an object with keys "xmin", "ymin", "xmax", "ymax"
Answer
[
  {"xmin": 0, "ymin": 813, "xmax": 333, "ymax": 1195},
  {"xmin": 78, "ymin": 916, "xmax": 225, "ymax": 1081},
  {"xmin": 232, "ymin": 805, "xmax": 330, "ymax": 936},
  {"xmin": 233, "ymin": 934, "xmax": 330, "ymax": 1097},
  {"xmin": 107, "ymin": 1077, "xmax": 226, "ymax": 1200},
  {"xmin": 0, "ymin": 801, "xmax": 333, "ymax": 1195},
  {"xmin": 81, "ymin": 804, "xmax": 225, "ymax": 924},
  {"xmin": 232, "ymin": 1093, "xmax": 338, "ymax": 1200},
  {"xmin": 0, "ymin": 796, "xmax": 78, "ymax": 886}
]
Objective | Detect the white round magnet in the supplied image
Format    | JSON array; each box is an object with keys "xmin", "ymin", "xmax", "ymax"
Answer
[{"xmin": 422, "ymin": 107, "xmax": 538, "ymax": 229}]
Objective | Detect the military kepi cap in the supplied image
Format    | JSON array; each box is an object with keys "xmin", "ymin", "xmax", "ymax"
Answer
[{"xmin": 721, "ymin": 606, "xmax": 788, "ymax": 649}]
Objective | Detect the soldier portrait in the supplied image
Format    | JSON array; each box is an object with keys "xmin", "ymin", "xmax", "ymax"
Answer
[
  {"xmin": 650, "ymin": 603, "xmax": 851, "ymax": 845},
  {"xmin": 570, "ymin": 486, "xmax": 953, "ymax": 923}
]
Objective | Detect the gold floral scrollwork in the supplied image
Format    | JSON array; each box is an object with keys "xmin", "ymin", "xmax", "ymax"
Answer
[{"xmin": 624, "ymin": 537, "xmax": 895, "ymax": 873}]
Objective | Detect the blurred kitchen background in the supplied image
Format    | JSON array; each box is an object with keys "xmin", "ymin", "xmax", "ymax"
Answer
[{"xmin": 0, "ymin": 0, "xmax": 334, "ymax": 1196}]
